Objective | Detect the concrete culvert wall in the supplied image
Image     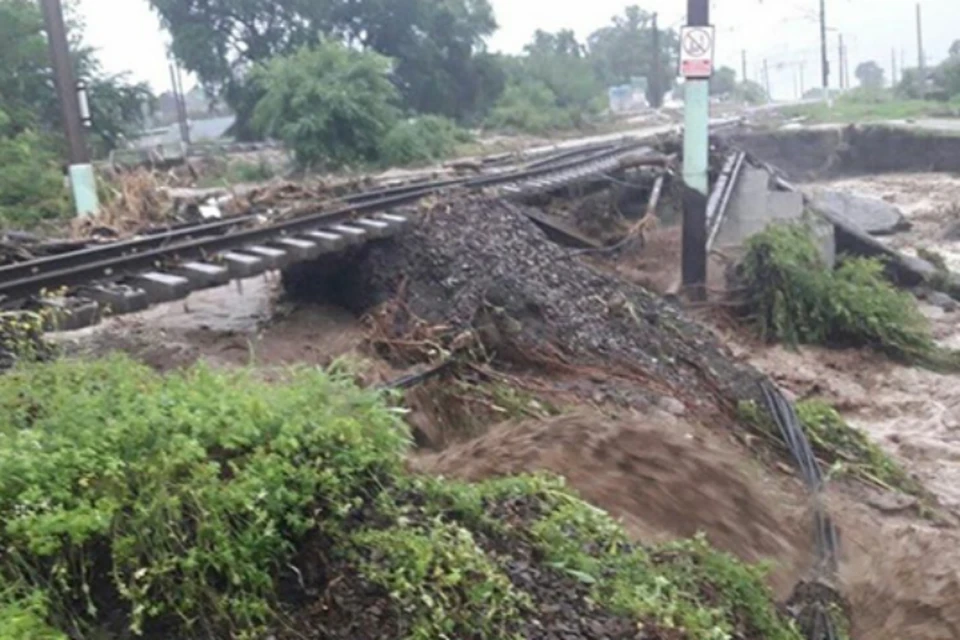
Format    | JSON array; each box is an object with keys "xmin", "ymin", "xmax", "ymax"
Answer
[{"xmin": 726, "ymin": 125, "xmax": 960, "ymax": 182}]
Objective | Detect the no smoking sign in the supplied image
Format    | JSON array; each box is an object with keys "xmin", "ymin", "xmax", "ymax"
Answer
[{"xmin": 680, "ymin": 25, "xmax": 715, "ymax": 79}]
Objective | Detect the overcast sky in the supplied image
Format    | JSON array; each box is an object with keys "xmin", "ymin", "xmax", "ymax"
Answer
[{"xmin": 79, "ymin": 0, "xmax": 957, "ymax": 101}]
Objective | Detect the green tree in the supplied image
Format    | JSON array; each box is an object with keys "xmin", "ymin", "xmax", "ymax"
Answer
[
  {"xmin": 587, "ymin": 6, "xmax": 679, "ymax": 106},
  {"xmin": 710, "ymin": 66, "xmax": 738, "ymax": 96},
  {"xmin": 148, "ymin": 0, "xmax": 499, "ymax": 128},
  {"xmin": 950, "ymin": 40, "xmax": 960, "ymax": 58},
  {"xmin": 249, "ymin": 42, "xmax": 399, "ymax": 169},
  {"xmin": 855, "ymin": 60, "xmax": 885, "ymax": 90},
  {"xmin": 734, "ymin": 80, "xmax": 768, "ymax": 105}
]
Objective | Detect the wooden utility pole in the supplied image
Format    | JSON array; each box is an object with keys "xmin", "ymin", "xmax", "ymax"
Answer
[
  {"xmin": 39, "ymin": 0, "xmax": 98, "ymax": 216},
  {"xmin": 741, "ymin": 49, "xmax": 748, "ymax": 82},
  {"xmin": 891, "ymin": 48, "xmax": 898, "ymax": 86}
]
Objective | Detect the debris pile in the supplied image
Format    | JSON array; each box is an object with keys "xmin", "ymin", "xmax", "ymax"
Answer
[{"xmin": 315, "ymin": 193, "xmax": 765, "ymax": 417}]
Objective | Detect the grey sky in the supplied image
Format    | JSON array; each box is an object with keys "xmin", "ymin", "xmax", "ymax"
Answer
[{"xmin": 79, "ymin": 0, "xmax": 957, "ymax": 100}]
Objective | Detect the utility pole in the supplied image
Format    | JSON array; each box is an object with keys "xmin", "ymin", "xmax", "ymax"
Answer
[
  {"xmin": 819, "ymin": 0, "xmax": 830, "ymax": 103},
  {"xmin": 891, "ymin": 48, "xmax": 898, "ymax": 86},
  {"xmin": 169, "ymin": 64, "xmax": 190, "ymax": 147},
  {"xmin": 741, "ymin": 49, "xmax": 748, "ymax": 83},
  {"xmin": 650, "ymin": 13, "xmax": 663, "ymax": 108},
  {"xmin": 763, "ymin": 58, "xmax": 771, "ymax": 98},
  {"xmin": 175, "ymin": 64, "xmax": 192, "ymax": 146},
  {"xmin": 838, "ymin": 34, "xmax": 845, "ymax": 90},
  {"xmin": 680, "ymin": 0, "xmax": 711, "ymax": 300},
  {"xmin": 39, "ymin": 0, "xmax": 98, "ymax": 216},
  {"xmin": 916, "ymin": 3, "xmax": 925, "ymax": 73},
  {"xmin": 800, "ymin": 62, "xmax": 806, "ymax": 96}
]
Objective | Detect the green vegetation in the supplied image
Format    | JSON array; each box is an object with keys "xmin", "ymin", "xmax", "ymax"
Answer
[
  {"xmin": 738, "ymin": 398, "xmax": 921, "ymax": 496},
  {"xmin": 151, "ymin": 1, "xmax": 688, "ymax": 140},
  {"xmin": 195, "ymin": 157, "xmax": 279, "ymax": 189},
  {"xmin": 0, "ymin": 0, "xmax": 153, "ymax": 228},
  {"xmin": 0, "ymin": 132, "xmax": 70, "ymax": 228},
  {"xmin": 381, "ymin": 116, "xmax": 475, "ymax": 167},
  {"xmin": 796, "ymin": 399, "xmax": 923, "ymax": 495},
  {"xmin": 784, "ymin": 89, "xmax": 957, "ymax": 124},
  {"xmin": 790, "ymin": 44, "xmax": 960, "ymax": 124},
  {"xmin": 740, "ymin": 221, "xmax": 947, "ymax": 366},
  {"xmin": 0, "ymin": 356, "xmax": 800, "ymax": 638},
  {"xmin": 250, "ymin": 43, "xmax": 400, "ymax": 170}
]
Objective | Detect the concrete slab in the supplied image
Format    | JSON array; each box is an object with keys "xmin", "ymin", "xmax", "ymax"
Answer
[
  {"xmin": 715, "ymin": 166, "xmax": 835, "ymax": 267},
  {"xmin": 82, "ymin": 285, "xmax": 149, "ymax": 316},
  {"xmin": 129, "ymin": 272, "xmax": 192, "ymax": 303},
  {"xmin": 807, "ymin": 189, "xmax": 910, "ymax": 236}
]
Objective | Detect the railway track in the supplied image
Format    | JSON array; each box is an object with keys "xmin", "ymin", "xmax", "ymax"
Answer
[{"xmin": 0, "ymin": 140, "xmax": 650, "ymax": 331}]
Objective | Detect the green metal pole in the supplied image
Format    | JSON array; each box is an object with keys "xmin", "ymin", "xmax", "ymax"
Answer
[{"xmin": 682, "ymin": 81, "xmax": 710, "ymax": 195}]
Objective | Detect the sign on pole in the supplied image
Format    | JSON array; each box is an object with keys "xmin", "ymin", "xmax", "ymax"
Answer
[{"xmin": 680, "ymin": 25, "xmax": 716, "ymax": 79}]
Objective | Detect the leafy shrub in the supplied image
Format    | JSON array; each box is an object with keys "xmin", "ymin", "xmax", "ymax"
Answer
[
  {"xmin": 740, "ymin": 221, "xmax": 936, "ymax": 363},
  {"xmin": 0, "ymin": 357, "xmax": 408, "ymax": 636},
  {"xmin": 380, "ymin": 116, "xmax": 474, "ymax": 167},
  {"xmin": 0, "ymin": 357, "xmax": 800, "ymax": 638},
  {"xmin": 250, "ymin": 42, "xmax": 399, "ymax": 170},
  {"xmin": 0, "ymin": 131, "xmax": 71, "ymax": 228},
  {"xmin": 485, "ymin": 82, "xmax": 576, "ymax": 134}
]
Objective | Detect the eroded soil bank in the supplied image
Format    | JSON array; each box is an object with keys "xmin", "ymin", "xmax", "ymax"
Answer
[{"xmin": 725, "ymin": 125, "xmax": 960, "ymax": 182}]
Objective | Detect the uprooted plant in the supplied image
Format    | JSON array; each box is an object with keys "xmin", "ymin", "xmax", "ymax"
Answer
[{"xmin": 738, "ymin": 221, "xmax": 958, "ymax": 369}]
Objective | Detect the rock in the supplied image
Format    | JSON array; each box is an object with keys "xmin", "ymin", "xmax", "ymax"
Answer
[
  {"xmin": 867, "ymin": 492, "xmax": 919, "ymax": 514},
  {"xmin": 656, "ymin": 395, "xmax": 687, "ymax": 416},
  {"xmin": 929, "ymin": 291, "xmax": 959, "ymax": 312},
  {"xmin": 808, "ymin": 188, "xmax": 911, "ymax": 236}
]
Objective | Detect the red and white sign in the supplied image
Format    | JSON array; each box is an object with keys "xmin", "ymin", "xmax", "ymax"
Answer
[{"xmin": 680, "ymin": 26, "xmax": 716, "ymax": 79}]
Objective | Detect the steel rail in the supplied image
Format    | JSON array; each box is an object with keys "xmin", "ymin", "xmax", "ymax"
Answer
[
  {"xmin": 0, "ymin": 142, "xmax": 639, "ymax": 289},
  {"xmin": 0, "ymin": 142, "xmax": 643, "ymax": 301}
]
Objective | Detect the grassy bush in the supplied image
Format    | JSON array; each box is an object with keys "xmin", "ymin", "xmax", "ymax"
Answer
[
  {"xmin": 250, "ymin": 42, "xmax": 399, "ymax": 170},
  {"xmin": 740, "ymin": 222, "xmax": 937, "ymax": 364},
  {"xmin": 380, "ymin": 116, "xmax": 474, "ymax": 167},
  {"xmin": 485, "ymin": 82, "xmax": 577, "ymax": 135},
  {"xmin": 0, "ymin": 131, "xmax": 71, "ymax": 229},
  {"xmin": 795, "ymin": 400, "xmax": 922, "ymax": 495},
  {"xmin": 0, "ymin": 357, "xmax": 408, "ymax": 636},
  {"xmin": 738, "ymin": 398, "xmax": 922, "ymax": 497},
  {"xmin": 0, "ymin": 357, "xmax": 800, "ymax": 638}
]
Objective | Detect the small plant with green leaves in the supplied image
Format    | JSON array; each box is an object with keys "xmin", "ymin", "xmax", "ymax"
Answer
[
  {"xmin": 795, "ymin": 399, "xmax": 923, "ymax": 495},
  {"xmin": 740, "ymin": 221, "xmax": 947, "ymax": 367},
  {"xmin": 352, "ymin": 522, "xmax": 530, "ymax": 639},
  {"xmin": 738, "ymin": 398, "xmax": 923, "ymax": 497},
  {"xmin": 380, "ymin": 116, "xmax": 474, "ymax": 167}
]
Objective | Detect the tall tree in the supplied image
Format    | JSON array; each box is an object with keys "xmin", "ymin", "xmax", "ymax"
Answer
[
  {"xmin": 855, "ymin": 61, "xmax": 885, "ymax": 90},
  {"xmin": 710, "ymin": 66, "xmax": 737, "ymax": 96},
  {"xmin": 950, "ymin": 40, "xmax": 960, "ymax": 58},
  {"xmin": 148, "ymin": 0, "xmax": 499, "ymax": 128},
  {"xmin": 587, "ymin": 5, "xmax": 679, "ymax": 105}
]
